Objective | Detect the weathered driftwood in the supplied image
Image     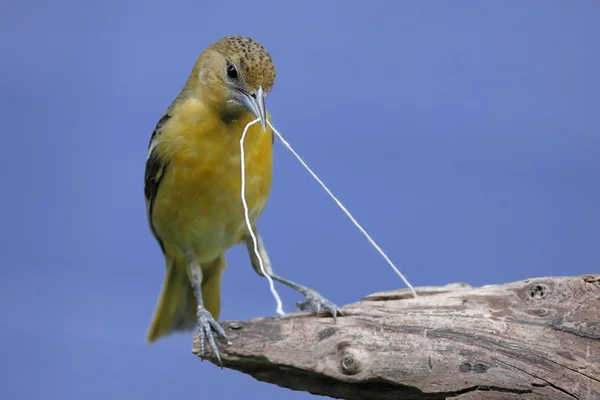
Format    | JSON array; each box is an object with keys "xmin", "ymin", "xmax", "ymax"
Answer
[{"xmin": 192, "ymin": 275, "xmax": 600, "ymax": 399}]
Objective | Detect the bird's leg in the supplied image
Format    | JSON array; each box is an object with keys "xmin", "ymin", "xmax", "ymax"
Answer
[
  {"xmin": 185, "ymin": 256, "xmax": 229, "ymax": 366},
  {"xmin": 244, "ymin": 234, "xmax": 341, "ymax": 318}
]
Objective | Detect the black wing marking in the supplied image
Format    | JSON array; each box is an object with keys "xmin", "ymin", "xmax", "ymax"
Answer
[
  {"xmin": 148, "ymin": 114, "xmax": 171, "ymax": 150},
  {"xmin": 144, "ymin": 114, "xmax": 171, "ymax": 254}
]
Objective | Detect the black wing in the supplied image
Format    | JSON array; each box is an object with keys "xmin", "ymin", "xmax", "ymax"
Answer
[{"xmin": 144, "ymin": 114, "xmax": 171, "ymax": 254}]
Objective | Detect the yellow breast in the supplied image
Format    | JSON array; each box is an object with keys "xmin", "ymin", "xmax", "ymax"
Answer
[{"xmin": 151, "ymin": 99, "xmax": 273, "ymax": 260}]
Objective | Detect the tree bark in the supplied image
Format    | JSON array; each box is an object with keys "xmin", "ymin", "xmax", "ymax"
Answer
[{"xmin": 192, "ymin": 275, "xmax": 600, "ymax": 399}]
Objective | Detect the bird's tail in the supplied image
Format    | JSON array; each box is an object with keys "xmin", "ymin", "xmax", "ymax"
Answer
[{"xmin": 146, "ymin": 253, "xmax": 225, "ymax": 343}]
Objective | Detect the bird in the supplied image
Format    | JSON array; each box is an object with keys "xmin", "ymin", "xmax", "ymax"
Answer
[{"xmin": 144, "ymin": 35, "xmax": 339, "ymax": 365}]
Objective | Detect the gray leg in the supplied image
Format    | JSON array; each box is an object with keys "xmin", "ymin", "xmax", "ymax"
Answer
[
  {"xmin": 185, "ymin": 256, "xmax": 229, "ymax": 366},
  {"xmin": 244, "ymin": 234, "xmax": 341, "ymax": 318}
]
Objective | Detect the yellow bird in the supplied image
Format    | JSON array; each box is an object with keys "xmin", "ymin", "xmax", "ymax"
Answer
[{"xmin": 144, "ymin": 35, "xmax": 339, "ymax": 364}]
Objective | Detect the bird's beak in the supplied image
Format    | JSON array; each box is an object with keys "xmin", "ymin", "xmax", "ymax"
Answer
[{"xmin": 239, "ymin": 86, "xmax": 267, "ymax": 132}]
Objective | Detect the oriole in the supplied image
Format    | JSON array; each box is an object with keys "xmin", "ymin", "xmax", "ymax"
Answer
[{"xmin": 144, "ymin": 35, "xmax": 339, "ymax": 365}]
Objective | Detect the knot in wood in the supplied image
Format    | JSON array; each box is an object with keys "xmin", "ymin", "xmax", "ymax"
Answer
[
  {"xmin": 340, "ymin": 353, "xmax": 362, "ymax": 375},
  {"xmin": 459, "ymin": 362, "xmax": 490, "ymax": 373},
  {"xmin": 229, "ymin": 322, "xmax": 244, "ymax": 330},
  {"xmin": 527, "ymin": 283, "xmax": 548, "ymax": 300}
]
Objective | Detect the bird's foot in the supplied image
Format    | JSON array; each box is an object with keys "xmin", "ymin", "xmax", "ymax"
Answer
[
  {"xmin": 195, "ymin": 306, "xmax": 230, "ymax": 367},
  {"xmin": 296, "ymin": 290, "xmax": 341, "ymax": 319}
]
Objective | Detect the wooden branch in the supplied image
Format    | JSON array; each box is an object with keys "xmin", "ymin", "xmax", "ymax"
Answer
[{"xmin": 192, "ymin": 275, "xmax": 600, "ymax": 399}]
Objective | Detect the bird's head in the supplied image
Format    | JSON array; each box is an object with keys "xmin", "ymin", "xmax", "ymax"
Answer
[{"xmin": 190, "ymin": 35, "xmax": 276, "ymax": 131}]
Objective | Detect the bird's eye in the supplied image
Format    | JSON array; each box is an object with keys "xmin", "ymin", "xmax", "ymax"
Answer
[{"xmin": 226, "ymin": 63, "xmax": 238, "ymax": 80}]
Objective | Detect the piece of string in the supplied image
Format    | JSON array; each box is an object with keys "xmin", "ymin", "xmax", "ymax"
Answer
[
  {"xmin": 240, "ymin": 118, "xmax": 285, "ymax": 315},
  {"xmin": 266, "ymin": 120, "xmax": 417, "ymax": 298}
]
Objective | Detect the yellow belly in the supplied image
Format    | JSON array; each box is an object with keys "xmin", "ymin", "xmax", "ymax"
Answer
[{"xmin": 151, "ymin": 108, "xmax": 273, "ymax": 262}]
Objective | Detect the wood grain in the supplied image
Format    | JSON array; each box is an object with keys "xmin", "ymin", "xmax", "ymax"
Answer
[{"xmin": 193, "ymin": 275, "xmax": 600, "ymax": 399}]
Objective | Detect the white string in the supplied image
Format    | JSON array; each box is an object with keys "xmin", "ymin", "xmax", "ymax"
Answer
[
  {"xmin": 240, "ymin": 118, "xmax": 285, "ymax": 315},
  {"xmin": 267, "ymin": 120, "xmax": 418, "ymax": 298}
]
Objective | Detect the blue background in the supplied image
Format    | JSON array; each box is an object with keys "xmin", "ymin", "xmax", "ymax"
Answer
[{"xmin": 1, "ymin": 1, "xmax": 598, "ymax": 399}]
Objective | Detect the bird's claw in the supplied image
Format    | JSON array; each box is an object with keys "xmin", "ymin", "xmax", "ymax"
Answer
[
  {"xmin": 195, "ymin": 306, "xmax": 230, "ymax": 367},
  {"xmin": 296, "ymin": 290, "xmax": 341, "ymax": 320}
]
